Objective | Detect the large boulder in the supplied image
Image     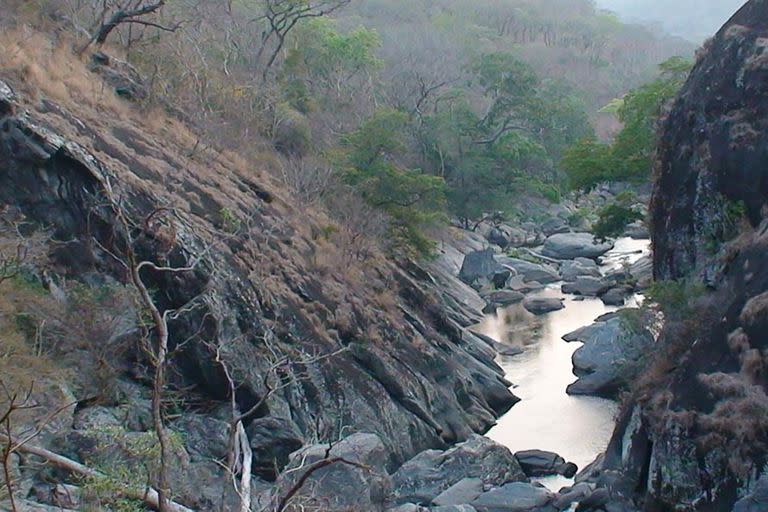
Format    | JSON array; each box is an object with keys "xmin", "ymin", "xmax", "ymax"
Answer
[
  {"xmin": 495, "ymin": 256, "xmax": 560, "ymax": 284},
  {"xmin": 564, "ymin": 312, "xmax": 654, "ymax": 397},
  {"xmin": 522, "ymin": 297, "xmax": 565, "ymax": 315},
  {"xmin": 629, "ymin": 256, "xmax": 653, "ymax": 290},
  {"xmin": 273, "ymin": 433, "xmax": 391, "ymax": 511},
  {"xmin": 391, "ymin": 435, "xmax": 527, "ymax": 505},
  {"xmin": 514, "ymin": 450, "xmax": 578, "ymax": 478},
  {"xmin": 247, "ymin": 416, "xmax": 305, "ymax": 480},
  {"xmin": 470, "ymin": 482, "xmax": 553, "ymax": 512},
  {"xmin": 542, "ymin": 233, "xmax": 614, "ymax": 260},
  {"xmin": 174, "ymin": 414, "xmax": 231, "ymax": 463},
  {"xmin": 460, "ymin": 249, "xmax": 503, "ymax": 287},
  {"xmin": 482, "ymin": 290, "xmax": 525, "ymax": 308},
  {"xmin": 561, "ymin": 276, "xmax": 614, "ymax": 297},
  {"xmin": 561, "ymin": 258, "xmax": 602, "ymax": 282}
]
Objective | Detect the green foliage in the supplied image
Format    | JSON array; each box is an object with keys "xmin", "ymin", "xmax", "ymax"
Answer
[
  {"xmin": 81, "ymin": 426, "xmax": 185, "ymax": 510},
  {"xmin": 563, "ymin": 57, "xmax": 693, "ymax": 190},
  {"xmin": 219, "ymin": 207, "xmax": 241, "ymax": 233},
  {"xmin": 561, "ymin": 137, "xmax": 616, "ymax": 191},
  {"xmin": 592, "ymin": 192, "xmax": 644, "ymax": 242},
  {"xmin": 414, "ymin": 54, "xmax": 591, "ymax": 226},
  {"xmin": 703, "ymin": 197, "xmax": 747, "ymax": 254},
  {"xmin": 283, "ymin": 18, "xmax": 381, "ymax": 112},
  {"xmin": 341, "ymin": 110, "xmax": 446, "ymax": 256},
  {"xmin": 645, "ymin": 279, "xmax": 706, "ymax": 321}
]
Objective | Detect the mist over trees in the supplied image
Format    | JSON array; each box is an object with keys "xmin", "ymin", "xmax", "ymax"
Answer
[{"xmin": 595, "ymin": 0, "xmax": 747, "ymax": 41}]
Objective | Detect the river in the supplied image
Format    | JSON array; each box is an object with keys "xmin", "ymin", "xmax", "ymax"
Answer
[{"xmin": 473, "ymin": 238, "xmax": 650, "ymax": 490}]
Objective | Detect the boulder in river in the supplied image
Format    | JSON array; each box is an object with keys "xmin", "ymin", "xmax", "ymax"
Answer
[
  {"xmin": 542, "ymin": 233, "xmax": 614, "ymax": 260},
  {"xmin": 391, "ymin": 435, "xmax": 526, "ymax": 505},
  {"xmin": 514, "ymin": 449, "xmax": 578, "ymax": 478},
  {"xmin": 470, "ymin": 482, "xmax": 553, "ymax": 512},
  {"xmin": 522, "ymin": 297, "xmax": 565, "ymax": 315},
  {"xmin": 564, "ymin": 311, "xmax": 654, "ymax": 397},
  {"xmin": 600, "ymin": 286, "xmax": 634, "ymax": 306},
  {"xmin": 561, "ymin": 276, "xmax": 614, "ymax": 297},
  {"xmin": 482, "ymin": 290, "xmax": 526, "ymax": 307},
  {"xmin": 495, "ymin": 256, "xmax": 560, "ymax": 284},
  {"xmin": 561, "ymin": 258, "xmax": 602, "ymax": 282}
]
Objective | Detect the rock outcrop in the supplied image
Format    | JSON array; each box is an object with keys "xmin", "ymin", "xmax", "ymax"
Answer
[
  {"xmin": 0, "ymin": 48, "xmax": 516, "ymax": 510},
  {"xmin": 591, "ymin": 2, "xmax": 768, "ymax": 510}
]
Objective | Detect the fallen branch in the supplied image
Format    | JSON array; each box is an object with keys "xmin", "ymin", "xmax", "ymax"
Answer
[{"xmin": 0, "ymin": 436, "xmax": 195, "ymax": 512}]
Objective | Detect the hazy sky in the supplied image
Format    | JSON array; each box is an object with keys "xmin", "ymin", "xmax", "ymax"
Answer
[{"xmin": 595, "ymin": 0, "xmax": 748, "ymax": 41}]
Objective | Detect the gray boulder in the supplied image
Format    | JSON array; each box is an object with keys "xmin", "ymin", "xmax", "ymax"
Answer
[
  {"xmin": 392, "ymin": 435, "xmax": 526, "ymax": 505},
  {"xmin": 629, "ymin": 255, "xmax": 653, "ymax": 290},
  {"xmin": 496, "ymin": 256, "xmax": 560, "ymax": 284},
  {"xmin": 507, "ymin": 276, "xmax": 546, "ymax": 294},
  {"xmin": 174, "ymin": 414, "xmax": 231, "ymax": 463},
  {"xmin": 542, "ymin": 233, "xmax": 614, "ymax": 260},
  {"xmin": 625, "ymin": 221, "xmax": 649, "ymax": 240},
  {"xmin": 247, "ymin": 416, "xmax": 304, "ymax": 480},
  {"xmin": 275, "ymin": 433, "xmax": 391, "ymax": 511},
  {"xmin": 564, "ymin": 312, "xmax": 654, "ymax": 397},
  {"xmin": 460, "ymin": 250, "xmax": 503, "ymax": 287},
  {"xmin": 562, "ymin": 276, "xmax": 614, "ymax": 297},
  {"xmin": 601, "ymin": 286, "xmax": 634, "ymax": 306},
  {"xmin": 523, "ymin": 297, "xmax": 565, "ymax": 315},
  {"xmin": 541, "ymin": 218, "xmax": 570, "ymax": 236},
  {"xmin": 561, "ymin": 258, "xmax": 602, "ymax": 282},
  {"xmin": 471, "ymin": 482, "xmax": 553, "ymax": 512},
  {"xmin": 514, "ymin": 450, "xmax": 578, "ymax": 478},
  {"xmin": 482, "ymin": 290, "xmax": 525, "ymax": 307}
]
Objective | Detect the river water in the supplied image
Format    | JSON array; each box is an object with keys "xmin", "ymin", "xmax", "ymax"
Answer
[{"xmin": 473, "ymin": 238, "xmax": 650, "ymax": 490}]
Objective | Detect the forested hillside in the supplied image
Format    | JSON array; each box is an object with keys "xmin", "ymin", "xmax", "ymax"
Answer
[
  {"xmin": 596, "ymin": 0, "xmax": 746, "ymax": 41},
  {"xmin": 2, "ymin": 0, "xmax": 692, "ymax": 256}
]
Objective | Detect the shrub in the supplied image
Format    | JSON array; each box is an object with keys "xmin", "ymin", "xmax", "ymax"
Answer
[{"xmin": 592, "ymin": 192, "xmax": 644, "ymax": 241}]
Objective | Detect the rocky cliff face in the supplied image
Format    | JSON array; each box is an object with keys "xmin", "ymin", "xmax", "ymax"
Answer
[
  {"xmin": 0, "ymin": 40, "xmax": 515, "ymax": 509},
  {"xmin": 592, "ymin": 2, "xmax": 768, "ymax": 510}
]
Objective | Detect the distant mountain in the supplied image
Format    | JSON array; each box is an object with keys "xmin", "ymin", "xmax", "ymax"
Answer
[{"xmin": 595, "ymin": 0, "xmax": 747, "ymax": 41}]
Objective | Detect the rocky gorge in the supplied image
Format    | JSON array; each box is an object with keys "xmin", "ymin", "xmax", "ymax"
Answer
[{"xmin": 2, "ymin": 0, "xmax": 768, "ymax": 511}]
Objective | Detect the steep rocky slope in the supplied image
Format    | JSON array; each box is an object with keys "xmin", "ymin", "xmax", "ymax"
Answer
[
  {"xmin": 589, "ymin": 2, "xmax": 768, "ymax": 510},
  {"xmin": 0, "ymin": 32, "xmax": 515, "ymax": 509}
]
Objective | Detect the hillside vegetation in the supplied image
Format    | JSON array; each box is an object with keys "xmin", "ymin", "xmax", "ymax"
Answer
[{"xmin": 4, "ymin": 0, "xmax": 691, "ymax": 255}]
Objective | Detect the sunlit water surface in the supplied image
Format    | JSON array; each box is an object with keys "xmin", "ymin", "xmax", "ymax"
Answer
[{"xmin": 474, "ymin": 238, "xmax": 650, "ymax": 490}]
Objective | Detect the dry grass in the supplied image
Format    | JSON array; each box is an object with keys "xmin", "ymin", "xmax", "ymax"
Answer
[
  {"xmin": 0, "ymin": 23, "xmax": 415, "ymax": 371},
  {"xmin": 0, "ymin": 28, "xmax": 128, "ymax": 117}
]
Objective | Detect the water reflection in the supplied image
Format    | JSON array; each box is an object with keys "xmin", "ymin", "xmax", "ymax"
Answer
[{"xmin": 475, "ymin": 238, "xmax": 650, "ymax": 490}]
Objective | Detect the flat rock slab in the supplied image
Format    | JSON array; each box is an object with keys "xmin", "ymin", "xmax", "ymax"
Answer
[
  {"xmin": 542, "ymin": 233, "xmax": 614, "ymax": 260},
  {"xmin": 433, "ymin": 478, "xmax": 485, "ymax": 506},
  {"xmin": 523, "ymin": 297, "xmax": 565, "ymax": 315},
  {"xmin": 471, "ymin": 482, "xmax": 553, "ymax": 512}
]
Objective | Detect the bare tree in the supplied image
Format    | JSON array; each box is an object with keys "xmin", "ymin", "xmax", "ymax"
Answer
[
  {"xmin": 80, "ymin": 0, "xmax": 179, "ymax": 52},
  {"xmin": 252, "ymin": 0, "xmax": 352, "ymax": 80},
  {"xmin": 209, "ymin": 331, "xmax": 347, "ymax": 512}
]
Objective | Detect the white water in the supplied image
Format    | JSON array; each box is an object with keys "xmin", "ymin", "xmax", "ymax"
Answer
[{"xmin": 474, "ymin": 238, "xmax": 650, "ymax": 491}]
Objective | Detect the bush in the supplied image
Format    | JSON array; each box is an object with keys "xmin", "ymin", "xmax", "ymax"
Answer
[{"xmin": 592, "ymin": 193, "xmax": 644, "ymax": 241}]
